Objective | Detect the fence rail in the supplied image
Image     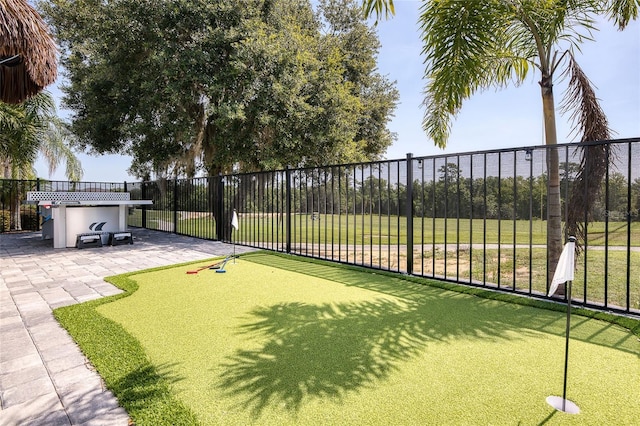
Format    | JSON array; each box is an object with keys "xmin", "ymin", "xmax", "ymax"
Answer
[{"xmin": 2, "ymin": 138, "xmax": 639, "ymax": 315}]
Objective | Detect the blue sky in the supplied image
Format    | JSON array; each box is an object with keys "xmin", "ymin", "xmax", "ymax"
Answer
[{"xmin": 36, "ymin": 1, "xmax": 640, "ymax": 182}]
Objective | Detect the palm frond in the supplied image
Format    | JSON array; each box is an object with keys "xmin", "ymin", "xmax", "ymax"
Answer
[
  {"xmin": 511, "ymin": 0, "xmax": 599, "ymax": 69},
  {"xmin": 361, "ymin": 0, "xmax": 395, "ymax": 23},
  {"xmin": 421, "ymin": 91, "xmax": 452, "ymax": 149},
  {"xmin": 0, "ymin": 90, "xmax": 82, "ymax": 180},
  {"xmin": 561, "ymin": 52, "xmax": 614, "ymax": 253},
  {"xmin": 419, "ymin": 0, "xmax": 530, "ymax": 147},
  {"xmin": 607, "ymin": 0, "xmax": 639, "ymax": 29},
  {"xmin": 555, "ymin": 0, "xmax": 602, "ymax": 50},
  {"xmin": 0, "ymin": 99, "xmax": 39, "ymax": 169},
  {"xmin": 560, "ymin": 52, "xmax": 611, "ymax": 141}
]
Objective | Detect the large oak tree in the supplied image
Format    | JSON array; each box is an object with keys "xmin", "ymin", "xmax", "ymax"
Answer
[{"xmin": 39, "ymin": 0, "xmax": 398, "ymax": 179}]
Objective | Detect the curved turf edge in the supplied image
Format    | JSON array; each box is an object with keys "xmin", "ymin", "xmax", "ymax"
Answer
[{"xmin": 52, "ymin": 258, "xmax": 220, "ymax": 426}]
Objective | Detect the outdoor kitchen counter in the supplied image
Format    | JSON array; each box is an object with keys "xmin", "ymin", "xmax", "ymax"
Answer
[{"xmin": 26, "ymin": 192, "xmax": 152, "ymax": 249}]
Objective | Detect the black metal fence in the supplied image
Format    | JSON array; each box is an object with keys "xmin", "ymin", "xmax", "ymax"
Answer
[
  {"xmin": 215, "ymin": 139, "xmax": 639, "ymax": 316},
  {"xmin": 2, "ymin": 138, "xmax": 639, "ymax": 315}
]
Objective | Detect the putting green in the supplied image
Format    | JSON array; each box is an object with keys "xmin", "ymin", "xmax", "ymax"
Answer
[{"xmin": 97, "ymin": 252, "xmax": 639, "ymax": 425}]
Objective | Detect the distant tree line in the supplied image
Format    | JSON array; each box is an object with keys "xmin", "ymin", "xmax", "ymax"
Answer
[{"xmin": 136, "ymin": 160, "xmax": 640, "ymax": 223}]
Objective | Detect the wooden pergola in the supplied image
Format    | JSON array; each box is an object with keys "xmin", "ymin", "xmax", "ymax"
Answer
[{"xmin": 0, "ymin": 0, "xmax": 57, "ymax": 104}]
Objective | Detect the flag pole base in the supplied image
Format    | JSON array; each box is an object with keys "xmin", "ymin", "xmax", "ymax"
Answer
[{"xmin": 546, "ymin": 396, "xmax": 580, "ymax": 414}]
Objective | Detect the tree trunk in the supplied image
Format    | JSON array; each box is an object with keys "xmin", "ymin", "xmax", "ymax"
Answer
[
  {"xmin": 2, "ymin": 159, "xmax": 10, "ymax": 178},
  {"xmin": 3, "ymin": 161, "xmax": 23, "ymax": 231},
  {"xmin": 10, "ymin": 194, "xmax": 22, "ymax": 231},
  {"xmin": 541, "ymin": 76, "xmax": 564, "ymax": 296}
]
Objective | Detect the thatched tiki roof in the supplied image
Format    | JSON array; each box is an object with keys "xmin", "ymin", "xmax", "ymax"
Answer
[{"xmin": 0, "ymin": 0, "xmax": 57, "ymax": 104}]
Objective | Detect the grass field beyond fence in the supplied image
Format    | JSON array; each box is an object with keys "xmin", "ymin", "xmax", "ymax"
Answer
[
  {"xmin": 55, "ymin": 252, "xmax": 640, "ymax": 425},
  {"xmin": 133, "ymin": 211, "xmax": 640, "ymax": 311},
  {"xmin": 156, "ymin": 213, "xmax": 640, "ymax": 248}
]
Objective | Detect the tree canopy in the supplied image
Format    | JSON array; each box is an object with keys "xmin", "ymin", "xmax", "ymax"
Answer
[{"xmin": 39, "ymin": 0, "xmax": 399, "ymax": 179}]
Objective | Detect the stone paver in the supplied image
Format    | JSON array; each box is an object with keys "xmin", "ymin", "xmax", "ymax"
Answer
[{"xmin": 0, "ymin": 229, "xmax": 255, "ymax": 425}]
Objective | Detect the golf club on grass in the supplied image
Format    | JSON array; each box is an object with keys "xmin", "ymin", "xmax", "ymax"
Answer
[
  {"xmin": 209, "ymin": 255, "xmax": 238, "ymax": 270},
  {"xmin": 186, "ymin": 258, "xmax": 228, "ymax": 274},
  {"xmin": 214, "ymin": 255, "xmax": 234, "ymax": 273}
]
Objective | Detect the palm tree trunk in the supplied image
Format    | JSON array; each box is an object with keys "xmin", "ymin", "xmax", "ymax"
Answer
[
  {"xmin": 3, "ymin": 160, "xmax": 23, "ymax": 231},
  {"xmin": 541, "ymin": 78, "xmax": 564, "ymax": 296},
  {"xmin": 2, "ymin": 159, "xmax": 10, "ymax": 178},
  {"xmin": 10, "ymin": 194, "xmax": 22, "ymax": 231}
]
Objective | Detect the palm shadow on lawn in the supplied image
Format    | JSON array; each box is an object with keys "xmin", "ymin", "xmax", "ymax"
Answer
[
  {"xmin": 216, "ymin": 254, "xmax": 638, "ymax": 419},
  {"xmin": 112, "ymin": 362, "xmax": 183, "ymax": 410},
  {"xmin": 111, "ymin": 362, "xmax": 197, "ymax": 422},
  {"xmin": 243, "ymin": 253, "xmax": 638, "ymax": 352},
  {"xmin": 216, "ymin": 256, "xmax": 550, "ymax": 418}
]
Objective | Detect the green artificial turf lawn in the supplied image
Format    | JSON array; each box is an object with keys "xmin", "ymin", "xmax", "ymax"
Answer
[{"xmin": 88, "ymin": 252, "xmax": 640, "ymax": 425}]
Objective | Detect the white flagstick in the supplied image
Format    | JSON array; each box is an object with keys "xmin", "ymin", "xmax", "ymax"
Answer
[
  {"xmin": 231, "ymin": 210, "xmax": 239, "ymax": 263},
  {"xmin": 546, "ymin": 236, "xmax": 580, "ymax": 414}
]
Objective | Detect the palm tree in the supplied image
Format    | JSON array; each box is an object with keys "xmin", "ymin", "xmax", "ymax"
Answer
[
  {"xmin": 363, "ymin": 0, "xmax": 638, "ymax": 293},
  {"xmin": 0, "ymin": 91, "xmax": 83, "ymax": 229}
]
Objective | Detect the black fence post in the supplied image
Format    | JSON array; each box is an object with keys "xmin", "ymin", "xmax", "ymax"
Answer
[
  {"xmin": 406, "ymin": 153, "xmax": 414, "ymax": 275},
  {"xmin": 36, "ymin": 178, "xmax": 41, "ymax": 231},
  {"xmin": 173, "ymin": 178, "xmax": 178, "ymax": 234},
  {"xmin": 215, "ymin": 174, "xmax": 225, "ymax": 241},
  {"xmin": 286, "ymin": 166, "xmax": 292, "ymax": 253},
  {"xmin": 141, "ymin": 181, "xmax": 147, "ymax": 229},
  {"xmin": 626, "ymin": 142, "xmax": 632, "ymax": 311}
]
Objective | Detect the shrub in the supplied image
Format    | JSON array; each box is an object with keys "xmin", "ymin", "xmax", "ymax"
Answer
[
  {"xmin": 20, "ymin": 211, "xmax": 40, "ymax": 231},
  {"xmin": 0, "ymin": 210, "xmax": 9, "ymax": 232}
]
